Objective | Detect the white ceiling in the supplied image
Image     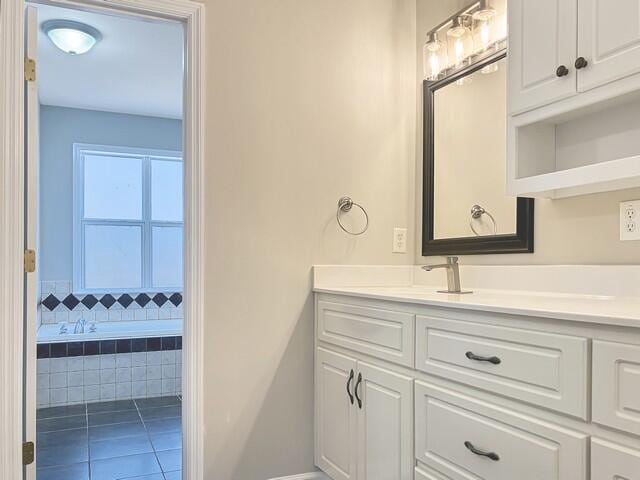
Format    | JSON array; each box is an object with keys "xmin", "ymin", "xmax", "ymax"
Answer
[{"xmin": 37, "ymin": 4, "xmax": 183, "ymax": 119}]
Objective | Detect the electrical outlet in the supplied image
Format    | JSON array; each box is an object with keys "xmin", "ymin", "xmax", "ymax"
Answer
[
  {"xmin": 620, "ymin": 200, "xmax": 640, "ymax": 240},
  {"xmin": 393, "ymin": 228, "xmax": 407, "ymax": 253}
]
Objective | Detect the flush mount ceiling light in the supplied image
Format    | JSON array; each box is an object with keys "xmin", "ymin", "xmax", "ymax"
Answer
[{"xmin": 42, "ymin": 19, "xmax": 102, "ymax": 55}]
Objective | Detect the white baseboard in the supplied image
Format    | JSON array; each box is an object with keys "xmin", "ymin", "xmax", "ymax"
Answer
[{"xmin": 268, "ymin": 472, "xmax": 330, "ymax": 480}]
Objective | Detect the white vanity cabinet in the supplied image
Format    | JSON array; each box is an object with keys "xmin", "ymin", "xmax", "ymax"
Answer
[
  {"xmin": 315, "ymin": 346, "xmax": 414, "ymax": 480},
  {"xmin": 314, "ymin": 291, "xmax": 640, "ymax": 480},
  {"xmin": 507, "ymin": 0, "xmax": 640, "ymax": 197}
]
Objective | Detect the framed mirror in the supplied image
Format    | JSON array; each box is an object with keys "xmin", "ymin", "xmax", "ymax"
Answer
[{"xmin": 422, "ymin": 50, "xmax": 534, "ymax": 255}]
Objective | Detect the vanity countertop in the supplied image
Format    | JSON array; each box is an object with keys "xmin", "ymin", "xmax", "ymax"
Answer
[{"xmin": 314, "ymin": 285, "xmax": 640, "ymax": 328}]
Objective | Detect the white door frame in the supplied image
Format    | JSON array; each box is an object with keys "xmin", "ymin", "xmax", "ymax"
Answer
[{"xmin": 0, "ymin": 0, "xmax": 206, "ymax": 478}]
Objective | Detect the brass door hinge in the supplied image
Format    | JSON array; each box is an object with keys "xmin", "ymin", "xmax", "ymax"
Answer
[
  {"xmin": 24, "ymin": 249, "xmax": 36, "ymax": 273},
  {"xmin": 24, "ymin": 58, "xmax": 36, "ymax": 82},
  {"xmin": 22, "ymin": 441, "xmax": 34, "ymax": 465}
]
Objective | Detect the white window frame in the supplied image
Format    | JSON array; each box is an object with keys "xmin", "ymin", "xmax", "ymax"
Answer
[{"xmin": 73, "ymin": 143, "xmax": 183, "ymax": 294}]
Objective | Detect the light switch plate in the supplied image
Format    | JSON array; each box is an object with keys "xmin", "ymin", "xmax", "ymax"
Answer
[
  {"xmin": 393, "ymin": 228, "xmax": 407, "ymax": 253},
  {"xmin": 620, "ymin": 200, "xmax": 640, "ymax": 241}
]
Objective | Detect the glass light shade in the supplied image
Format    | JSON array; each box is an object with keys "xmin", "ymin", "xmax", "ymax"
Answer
[
  {"xmin": 42, "ymin": 20, "xmax": 101, "ymax": 55},
  {"xmin": 446, "ymin": 17, "xmax": 472, "ymax": 68},
  {"xmin": 423, "ymin": 32, "xmax": 448, "ymax": 80},
  {"xmin": 472, "ymin": 4, "xmax": 496, "ymax": 52}
]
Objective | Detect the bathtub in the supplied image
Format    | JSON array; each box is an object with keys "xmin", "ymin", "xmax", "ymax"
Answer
[{"xmin": 37, "ymin": 319, "xmax": 182, "ymax": 343}]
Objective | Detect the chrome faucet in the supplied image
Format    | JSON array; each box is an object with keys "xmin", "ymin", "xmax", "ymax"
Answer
[
  {"xmin": 73, "ymin": 318, "xmax": 86, "ymax": 334},
  {"xmin": 422, "ymin": 256, "xmax": 472, "ymax": 294}
]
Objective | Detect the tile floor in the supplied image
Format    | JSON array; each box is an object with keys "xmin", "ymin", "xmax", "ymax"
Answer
[{"xmin": 36, "ymin": 396, "xmax": 182, "ymax": 480}]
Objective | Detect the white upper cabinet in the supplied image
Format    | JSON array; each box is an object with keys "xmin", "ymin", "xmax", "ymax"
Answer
[
  {"xmin": 577, "ymin": 0, "xmax": 640, "ymax": 92},
  {"xmin": 508, "ymin": 0, "xmax": 578, "ymax": 114},
  {"xmin": 508, "ymin": 0, "xmax": 640, "ymax": 198}
]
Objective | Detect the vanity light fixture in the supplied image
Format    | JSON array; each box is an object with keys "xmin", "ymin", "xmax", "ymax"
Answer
[
  {"xmin": 423, "ymin": 31, "xmax": 447, "ymax": 80},
  {"xmin": 42, "ymin": 19, "xmax": 102, "ymax": 55},
  {"xmin": 446, "ymin": 16, "xmax": 472, "ymax": 68},
  {"xmin": 472, "ymin": 0, "xmax": 496, "ymax": 52}
]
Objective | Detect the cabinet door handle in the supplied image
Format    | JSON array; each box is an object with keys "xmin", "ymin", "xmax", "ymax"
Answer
[
  {"xmin": 354, "ymin": 372, "xmax": 363, "ymax": 409},
  {"xmin": 346, "ymin": 369, "xmax": 354, "ymax": 405},
  {"xmin": 574, "ymin": 56, "xmax": 588, "ymax": 69},
  {"xmin": 465, "ymin": 351, "xmax": 501, "ymax": 365},
  {"xmin": 556, "ymin": 65, "xmax": 569, "ymax": 77},
  {"xmin": 464, "ymin": 441, "xmax": 500, "ymax": 461}
]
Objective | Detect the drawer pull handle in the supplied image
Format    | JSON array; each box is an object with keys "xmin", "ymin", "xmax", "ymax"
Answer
[
  {"xmin": 464, "ymin": 441, "xmax": 500, "ymax": 461},
  {"xmin": 466, "ymin": 351, "xmax": 501, "ymax": 365},
  {"xmin": 354, "ymin": 372, "xmax": 363, "ymax": 409},
  {"xmin": 346, "ymin": 369, "xmax": 355, "ymax": 405}
]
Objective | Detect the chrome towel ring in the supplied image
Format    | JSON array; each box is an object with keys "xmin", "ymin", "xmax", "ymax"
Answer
[
  {"xmin": 337, "ymin": 196, "xmax": 369, "ymax": 236},
  {"xmin": 469, "ymin": 204, "xmax": 497, "ymax": 236}
]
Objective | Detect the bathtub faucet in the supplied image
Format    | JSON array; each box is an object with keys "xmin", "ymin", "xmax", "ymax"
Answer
[{"xmin": 73, "ymin": 318, "xmax": 86, "ymax": 334}]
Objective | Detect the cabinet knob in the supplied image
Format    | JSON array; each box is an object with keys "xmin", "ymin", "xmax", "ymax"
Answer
[
  {"xmin": 575, "ymin": 56, "xmax": 588, "ymax": 69},
  {"xmin": 556, "ymin": 65, "xmax": 569, "ymax": 77}
]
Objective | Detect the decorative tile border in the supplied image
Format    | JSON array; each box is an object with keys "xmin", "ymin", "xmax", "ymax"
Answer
[
  {"xmin": 37, "ymin": 335, "xmax": 182, "ymax": 358},
  {"xmin": 41, "ymin": 292, "xmax": 183, "ymax": 312}
]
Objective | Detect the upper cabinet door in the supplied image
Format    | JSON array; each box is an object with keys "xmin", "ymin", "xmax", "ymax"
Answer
[
  {"xmin": 508, "ymin": 0, "xmax": 578, "ymax": 114},
  {"xmin": 356, "ymin": 362, "xmax": 413, "ymax": 480},
  {"xmin": 315, "ymin": 347, "xmax": 358, "ymax": 480},
  {"xmin": 577, "ymin": 0, "xmax": 640, "ymax": 91}
]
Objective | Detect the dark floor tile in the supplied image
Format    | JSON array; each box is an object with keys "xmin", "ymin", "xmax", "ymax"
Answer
[
  {"xmin": 37, "ymin": 428, "xmax": 87, "ymax": 448},
  {"xmin": 89, "ymin": 421, "xmax": 146, "ymax": 442},
  {"xmin": 149, "ymin": 431, "xmax": 182, "ymax": 452},
  {"xmin": 89, "ymin": 409, "xmax": 141, "ymax": 427},
  {"xmin": 37, "ymin": 404, "xmax": 86, "ymax": 419},
  {"xmin": 134, "ymin": 396, "xmax": 180, "ymax": 409},
  {"xmin": 144, "ymin": 417, "xmax": 181, "ymax": 435},
  {"xmin": 139, "ymin": 406, "xmax": 181, "ymax": 421},
  {"xmin": 87, "ymin": 399, "xmax": 136, "ymax": 414},
  {"xmin": 90, "ymin": 434, "xmax": 153, "ymax": 460},
  {"xmin": 163, "ymin": 471, "xmax": 182, "ymax": 480},
  {"xmin": 156, "ymin": 449, "xmax": 182, "ymax": 473},
  {"xmin": 90, "ymin": 452, "xmax": 161, "ymax": 480},
  {"xmin": 37, "ymin": 414, "xmax": 87, "ymax": 432},
  {"xmin": 37, "ymin": 443, "xmax": 88, "ymax": 468},
  {"xmin": 37, "ymin": 462, "xmax": 89, "ymax": 480}
]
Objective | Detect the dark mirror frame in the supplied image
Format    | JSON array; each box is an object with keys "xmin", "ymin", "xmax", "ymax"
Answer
[{"xmin": 422, "ymin": 50, "xmax": 534, "ymax": 256}]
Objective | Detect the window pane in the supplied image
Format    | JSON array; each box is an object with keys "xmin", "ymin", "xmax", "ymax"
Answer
[
  {"xmin": 84, "ymin": 154, "xmax": 143, "ymax": 220},
  {"xmin": 84, "ymin": 224, "xmax": 142, "ymax": 289},
  {"xmin": 152, "ymin": 226, "xmax": 183, "ymax": 288},
  {"xmin": 151, "ymin": 159, "xmax": 183, "ymax": 222}
]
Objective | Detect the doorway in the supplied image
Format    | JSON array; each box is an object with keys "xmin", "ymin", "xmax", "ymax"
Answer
[{"xmin": 2, "ymin": 0, "xmax": 206, "ymax": 479}]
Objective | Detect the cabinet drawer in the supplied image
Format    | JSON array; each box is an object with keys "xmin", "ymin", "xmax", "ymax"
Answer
[
  {"xmin": 591, "ymin": 438, "xmax": 640, "ymax": 480},
  {"xmin": 593, "ymin": 340, "xmax": 640, "ymax": 436},
  {"xmin": 317, "ymin": 300, "xmax": 414, "ymax": 367},
  {"xmin": 415, "ymin": 315, "xmax": 588, "ymax": 418},
  {"xmin": 415, "ymin": 381, "xmax": 588, "ymax": 480}
]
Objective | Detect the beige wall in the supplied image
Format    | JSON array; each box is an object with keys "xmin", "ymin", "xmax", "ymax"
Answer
[
  {"xmin": 416, "ymin": 0, "xmax": 640, "ymax": 264},
  {"xmin": 203, "ymin": 0, "xmax": 416, "ymax": 478}
]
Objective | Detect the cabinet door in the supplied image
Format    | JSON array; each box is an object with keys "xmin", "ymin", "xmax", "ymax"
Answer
[
  {"xmin": 315, "ymin": 347, "xmax": 358, "ymax": 480},
  {"xmin": 356, "ymin": 361, "xmax": 413, "ymax": 480},
  {"xmin": 592, "ymin": 438, "xmax": 640, "ymax": 480},
  {"xmin": 577, "ymin": 0, "xmax": 640, "ymax": 91},
  {"xmin": 508, "ymin": 0, "xmax": 578, "ymax": 113}
]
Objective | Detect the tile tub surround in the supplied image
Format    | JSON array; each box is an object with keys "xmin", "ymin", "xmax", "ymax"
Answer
[
  {"xmin": 39, "ymin": 281, "xmax": 183, "ymax": 326},
  {"xmin": 36, "ymin": 396, "xmax": 182, "ymax": 480},
  {"xmin": 37, "ymin": 349, "xmax": 182, "ymax": 408}
]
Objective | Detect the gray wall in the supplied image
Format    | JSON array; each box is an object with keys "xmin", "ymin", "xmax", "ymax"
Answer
[{"xmin": 39, "ymin": 106, "xmax": 182, "ymax": 282}]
